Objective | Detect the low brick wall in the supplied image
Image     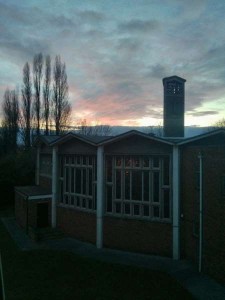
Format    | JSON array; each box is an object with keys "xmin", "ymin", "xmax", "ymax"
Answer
[
  {"xmin": 15, "ymin": 192, "xmax": 27, "ymax": 228},
  {"xmin": 104, "ymin": 216, "xmax": 172, "ymax": 257},
  {"xmin": 57, "ymin": 206, "xmax": 96, "ymax": 244}
]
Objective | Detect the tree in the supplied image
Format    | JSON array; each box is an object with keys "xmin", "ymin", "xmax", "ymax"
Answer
[
  {"xmin": 43, "ymin": 55, "xmax": 51, "ymax": 135},
  {"xmin": 145, "ymin": 122, "xmax": 163, "ymax": 137},
  {"xmin": 206, "ymin": 118, "xmax": 225, "ymax": 132},
  {"xmin": 77, "ymin": 119, "xmax": 112, "ymax": 136},
  {"xmin": 21, "ymin": 62, "xmax": 32, "ymax": 148},
  {"xmin": 1, "ymin": 89, "xmax": 20, "ymax": 153},
  {"xmin": 33, "ymin": 53, "xmax": 43, "ymax": 136},
  {"xmin": 52, "ymin": 55, "xmax": 71, "ymax": 135}
]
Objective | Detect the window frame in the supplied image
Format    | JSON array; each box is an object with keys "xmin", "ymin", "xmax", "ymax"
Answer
[{"xmin": 105, "ymin": 155, "xmax": 171, "ymax": 222}]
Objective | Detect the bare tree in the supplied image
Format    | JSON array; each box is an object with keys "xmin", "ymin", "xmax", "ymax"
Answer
[
  {"xmin": 145, "ymin": 122, "xmax": 163, "ymax": 137},
  {"xmin": 77, "ymin": 119, "xmax": 112, "ymax": 136},
  {"xmin": 52, "ymin": 55, "xmax": 71, "ymax": 135},
  {"xmin": 33, "ymin": 53, "xmax": 43, "ymax": 135},
  {"xmin": 1, "ymin": 89, "xmax": 20, "ymax": 153},
  {"xmin": 21, "ymin": 62, "xmax": 32, "ymax": 148},
  {"xmin": 43, "ymin": 55, "xmax": 51, "ymax": 135},
  {"xmin": 206, "ymin": 118, "xmax": 225, "ymax": 132}
]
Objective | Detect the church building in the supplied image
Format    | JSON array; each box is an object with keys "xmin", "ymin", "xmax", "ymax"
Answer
[{"xmin": 15, "ymin": 76, "xmax": 225, "ymax": 283}]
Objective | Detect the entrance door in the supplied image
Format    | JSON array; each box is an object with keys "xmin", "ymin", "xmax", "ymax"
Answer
[{"xmin": 37, "ymin": 202, "xmax": 49, "ymax": 228}]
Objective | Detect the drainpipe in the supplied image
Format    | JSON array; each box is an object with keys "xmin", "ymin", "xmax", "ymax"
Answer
[
  {"xmin": 35, "ymin": 147, "xmax": 40, "ymax": 186},
  {"xmin": 96, "ymin": 146, "xmax": 104, "ymax": 249},
  {"xmin": 172, "ymin": 145, "xmax": 180, "ymax": 260},
  {"xmin": 51, "ymin": 146, "xmax": 58, "ymax": 228},
  {"xmin": 198, "ymin": 152, "xmax": 203, "ymax": 272},
  {"xmin": 26, "ymin": 196, "xmax": 29, "ymax": 234}
]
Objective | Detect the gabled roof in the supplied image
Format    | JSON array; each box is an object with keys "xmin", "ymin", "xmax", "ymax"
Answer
[
  {"xmin": 49, "ymin": 132, "xmax": 112, "ymax": 147},
  {"xmin": 98, "ymin": 130, "xmax": 174, "ymax": 146},
  {"xmin": 34, "ymin": 135, "xmax": 60, "ymax": 146},
  {"xmin": 177, "ymin": 128, "xmax": 225, "ymax": 145}
]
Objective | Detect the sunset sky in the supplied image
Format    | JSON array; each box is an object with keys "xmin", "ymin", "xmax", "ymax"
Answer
[{"xmin": 0, "ymin": 0, "xmax": 225, "ymax": 127}]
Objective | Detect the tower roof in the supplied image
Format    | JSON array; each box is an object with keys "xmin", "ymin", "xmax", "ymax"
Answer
[{"xmin": 162, "ymin": 75, "xmax": 186, "ymax": 86}]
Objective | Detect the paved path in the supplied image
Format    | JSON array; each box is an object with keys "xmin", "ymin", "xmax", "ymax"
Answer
[{"xmin": 2, "ymin": 217, "xmax": 225, "ymax": 300}]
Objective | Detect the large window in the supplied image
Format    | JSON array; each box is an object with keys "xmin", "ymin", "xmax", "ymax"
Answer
[
  {"xmin": 59, "ymin": 155, "xmax": 96, "ymax": 211},
  {"xmin": 105, "ymin": 155, "xmax": 171, "ymax": 220}
]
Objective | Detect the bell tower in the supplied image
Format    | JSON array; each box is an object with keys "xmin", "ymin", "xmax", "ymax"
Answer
[{"xmin": 163, "ymin": 75, "xmax": 186, "ymax": 138}]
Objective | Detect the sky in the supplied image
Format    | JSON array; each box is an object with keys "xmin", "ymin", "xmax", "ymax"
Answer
[{"xmin": 0, "ymin": 0, "xmax": 225, "ymax": 127}]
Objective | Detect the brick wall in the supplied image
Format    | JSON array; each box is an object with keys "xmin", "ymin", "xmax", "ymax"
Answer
[
  {"xmin": 181, "ymin": 145, "xmax": 225, "ymax": 284},
  {"xmin": 57, "ymin": 206, "xmax": 96, "ymax": 243},
  {"xmin": 39, "ymin": 176, "xmax": 52, "ymax": 189},
  {"xmin": 104, "ymin": 216, "xmax": 172, "ymax": 256}
]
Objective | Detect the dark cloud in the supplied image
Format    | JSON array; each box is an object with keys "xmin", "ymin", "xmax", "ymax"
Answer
[
  {"xmin": 49, "ymin": 15, "xmax": 75, "ymax": 28},
  {"xmin": 186, "ymin": 110, "xmax": 219, "ymax": 117},
  {"xmin": 116, "ymin": 37, "xmax": 142, "ymax": 52},
  {"xmin": 78, "ymin": 10, "xmax": 105, "ymax": 23},
  {"xmin": 145, "ymin": 64, "xmax": 167, "ymax": 79},
  {"xmin": 118, "ymin": 19, "xmax": 159, "ymax": 33}
]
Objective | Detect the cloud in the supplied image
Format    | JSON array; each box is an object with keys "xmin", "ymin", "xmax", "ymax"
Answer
[
  {"xmin": 186, "ymin": 110, "xmax": 219, "ymax": 117},
  {"xmin": 118, "ymin": 19, "xmax": 159, "ymax": 33},
  {"xmin": 77, "ymin": 10, "xmax": 105, "ymax": 23},
  {"xmin": 145, "ymin": 64, "xmax": 167, "ymax": 79}
]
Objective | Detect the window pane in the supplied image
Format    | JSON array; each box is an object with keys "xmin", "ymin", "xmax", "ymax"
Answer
[
  {"xmin": 143, "ymin": 171, "xmax": 149, "ymax": 202},
  {"xmin": 125, "ymin": 157, "xmax": 132, "ymax": 167},
  {"xmin": 82, "ymin": 198, "xmax": 86, "ymax": 208},
  {"xmin": 116, "ymin": 170, "xmax": 121, "ymax": 199},
  {"xmin": 65, "ymin": 156, "xmax": 70, "ymax": 164},
  {"xmin": 71, "ymin": 168, "xmax": 74, "ymax": 193},
  {"xmin": 106, "ymin": 185, "xmax": 113, "ymax": 212},
  {"xmin": 83, "ymin": 156, "xmax": 87, "ymax": 165},
  {"xmin": 163, "ymin": 189, "xmax": 170, "ymax": 218},
  {"xmin": 116, "ymin": 157, "xmax": 122, "ymax": 167},
  {"xmin": 83, "ymin": 169, "xmax": 86, "ymax": 194},
  {"xmin": 133, "ymin": 157, "xmax": 140, "ymax": 168},
  {"xmin": 124, "ymin": 203, "xmax": 131, "ymax": 215},
  {"xmin": 125, "ymin": 171, "xmax": 131, "ymax": 200},
  {"xmin": 163, "ymin": 157, "xmax": 170, "ymax": 185},
  {"xmin": 153, "ymin": 172, "xmax": 160, "ymax": 202},
  {"xmin": 88, "ymin": 199, "xmax": 93, "ymax": 209},
  {"xmin": 89, "ymin": 157, "xmax": 93, "ymax": 166},
  {"xmin": 132, "ymin": 171, "xmax": 142, "ymax": 201},
  {"xmin": 60, "ymin": 156, "xmax": 64, "ymax": 177},
  {"xmin": 76, "ymin": 196, "xmax": 80, "ymax": 207},
  {"xmin": 65, "ymin": 168, "xmax": 69, "ymax": 192},
  {"xmin": 65, "ymin": 195, "xmax": 69, "ymax": 205},
  {"xmin": 143, "ymin": 205, "xmax": 150, "ymax": 217},
  {"xmin": 143, "ymin": 157, "xmax": 149, "ymax": 168},
  {"xmin": 76, "ymin": 156, "xmax": 81, "ymax": 165},
  {"xmin": 133, "ymin": 204, "xmax": 140, "ymax": 216},
  {"xmin": 88, "ymin": 169, "xmax": 93, "ymax": 196},
  {"xmin": 153, "ymin": 157, "xmax": 159, "ymax": 168},
  {"xmin": 106, "ymin": 157, "xmax": 113, "ymax": 182},
  {"xmin": 75, "ymin": 169, "xmax": 81, "ymax": 194},
  {"xmin": 153, "ymin": 206, "xmax": 160, "ymax": 218},
  {"xmin": 71, "ymin": 195, "xmax": 75, "ymax": 205},
  {"xmin": 115, "ymin": 202, "xmax": 121, "ymax": 214}
]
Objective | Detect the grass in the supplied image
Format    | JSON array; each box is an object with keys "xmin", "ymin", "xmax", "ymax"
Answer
[{"xmin": 0, "ymin": 210, "xmax": 194, "ymax": 300}]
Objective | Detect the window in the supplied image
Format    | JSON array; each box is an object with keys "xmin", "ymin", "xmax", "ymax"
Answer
[
  {"xmin": 105, "ymin": 155, "xmax": 171, "ymax": 220},
  {"xmin": 59, "ymin": 155, "xmax": 96, "ymax": 211},
  {"xmin": 40, "ymin": 154, "xmax": 52, "ymax": 176}
]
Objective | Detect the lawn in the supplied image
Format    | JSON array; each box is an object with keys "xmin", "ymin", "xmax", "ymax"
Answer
[{"xmin": 0, "ymin": 212, "xmax": 194, "ymax": 300}]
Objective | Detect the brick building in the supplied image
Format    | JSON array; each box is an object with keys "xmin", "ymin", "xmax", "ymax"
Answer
[{"xmin": 15, "ymin": 76, "xmax": 225, "ymax": 283}]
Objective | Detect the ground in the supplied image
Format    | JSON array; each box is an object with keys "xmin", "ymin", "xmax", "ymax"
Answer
[{"xmin": 0, "ymin": 207, "xmax": 194, "ymax": 300}]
